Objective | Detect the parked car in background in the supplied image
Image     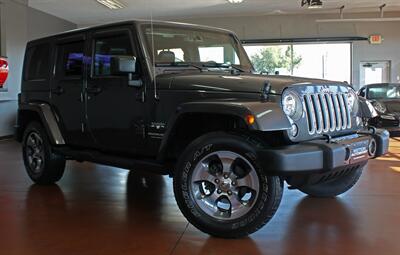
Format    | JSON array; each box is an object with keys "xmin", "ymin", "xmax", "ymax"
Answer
[{"xmin": 359, "ymin": 83, "xmax": 400, "ymax": 132}]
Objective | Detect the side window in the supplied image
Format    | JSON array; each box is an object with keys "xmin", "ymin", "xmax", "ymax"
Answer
[
  {"xmin": 56, "ymin": 40, "xmax": 85, "ymax": 78},
  {"xmin": 24, "ymin": 43, "xmax": 50, "ymax": 80},
  {"xmin": 93, "ymin": 33, "xmax": 134, "ymax": 76}
]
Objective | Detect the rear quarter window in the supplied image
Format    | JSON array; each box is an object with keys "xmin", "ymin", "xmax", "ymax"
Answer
[{"xmin": 24, "ymin": 43, "xmax": 51, "ymax": 81}]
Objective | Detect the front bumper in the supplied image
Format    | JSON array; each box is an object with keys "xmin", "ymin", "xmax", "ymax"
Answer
[{"xmin": 258, "ymin": 129, "xmax": 389, "ymax": 175}]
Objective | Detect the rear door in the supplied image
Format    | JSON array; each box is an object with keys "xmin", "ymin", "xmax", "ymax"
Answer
[{"xmin": 51, "ymin": 35, "xmax": 88, "ymax": 146}]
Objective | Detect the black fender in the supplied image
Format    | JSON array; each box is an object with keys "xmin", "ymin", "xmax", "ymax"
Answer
[
  {"xmin": 157, "ymin": 100, "xmax": 291, "ymax": 160},
  {"xmin": 17, "ymin": 103, "xmax": 65, "ymax": 145}
]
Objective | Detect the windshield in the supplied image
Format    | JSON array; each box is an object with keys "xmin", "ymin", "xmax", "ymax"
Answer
[
  {"xmin": 141, "ymin": 24, "xmax": 253, "ymax": 74},
  {"xmin": 367, "ymin": 84, "xmax": 400, "ymax": 100}
]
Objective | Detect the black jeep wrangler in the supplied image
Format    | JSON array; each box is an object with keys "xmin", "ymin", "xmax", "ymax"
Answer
[{"xmin": 16, "ymin": 20, "xmax": 389, "ymax": 238}]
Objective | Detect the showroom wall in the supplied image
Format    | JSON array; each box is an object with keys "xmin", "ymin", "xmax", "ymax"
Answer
[
  {"xmin": 178, "ymin": 12, "xmax": 400, "ymax": 89},
  {"xmin": 0, "ymin": 0, "xmax": 76, "ymax": 137}
]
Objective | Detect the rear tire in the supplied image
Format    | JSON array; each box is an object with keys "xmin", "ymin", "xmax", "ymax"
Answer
[
  {"xmin": 173, "ymin": 132, "xmax": 283, "ymax": 238},
  {"xmin": 298, "ymin": 167, "xmax": 363, "ymax": 198},
  {"xmin": 22, "ymin": 122, "xmax": 66, "ymax": 185}
]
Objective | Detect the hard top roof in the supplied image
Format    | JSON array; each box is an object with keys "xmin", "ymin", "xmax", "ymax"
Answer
[{"xmin": 27, "ymin": 19, "xmax": 235, "ymax": 45}]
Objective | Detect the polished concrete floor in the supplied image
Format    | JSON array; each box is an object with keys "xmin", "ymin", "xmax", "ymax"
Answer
[{"xmin": 1, "ymin": 138, "xmax": 400, "ymax": 255}]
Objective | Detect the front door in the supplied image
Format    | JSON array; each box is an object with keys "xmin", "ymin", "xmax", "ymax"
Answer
[
  {"xmin": 51, "ymin": 35, "xmax": 87, "ymax": 147},
  {"xmin": 85, "ymin": 28, "xmax": 146, "ymax": 155}
]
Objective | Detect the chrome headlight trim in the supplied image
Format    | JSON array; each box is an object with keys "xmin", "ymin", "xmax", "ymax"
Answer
[
  {"xmin": 282, "ymin": 90, "xmax": 302, "ymax": 121},
  {"xmin": 347, "ymin": 89, "xmax": 359, "ymax": 113}
]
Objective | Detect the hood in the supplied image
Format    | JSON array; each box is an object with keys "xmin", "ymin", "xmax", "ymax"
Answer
[
  {"xmin": 372, "ymin": 99, "xmax": 400, "ymax": 114},
  {"xmin": 156, "ymin": 72, "xmax": 346, "ymax": 95}
]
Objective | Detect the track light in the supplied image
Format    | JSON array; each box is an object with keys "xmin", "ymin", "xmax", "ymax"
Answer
[
  {"xmin": 227, "ymin": 0, "xmax": 244, "ymax": 4},
  {"xmin": 96, "ymin": 0, "xmax": 125, "ymax": 10},
  {"xmin": 301, "ymin": 0, "xmax": 323, "ymax": 9}
]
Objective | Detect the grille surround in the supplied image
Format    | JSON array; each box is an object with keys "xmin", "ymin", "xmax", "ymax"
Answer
[{"xmin": 303, "ymin": 92, "xmax": 352, "ymax": 135}]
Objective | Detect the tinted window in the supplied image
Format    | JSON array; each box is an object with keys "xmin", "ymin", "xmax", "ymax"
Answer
[
  {"xmin": 24, "ymin": 43, "xmax": 50, "ymax": 80},
  {"xmin": 93, "ymin": 33, "xmax": 134, "ymax": 76},
  {"xmin": 57, "ymin": 40, "xmax": 85, "ymax": 78},
  {"xmin": 367, "ymin": 85, "xmax": 400, "ymax": 100}
]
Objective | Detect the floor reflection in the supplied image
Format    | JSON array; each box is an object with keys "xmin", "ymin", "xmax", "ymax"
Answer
[
  {"xmin": 21, "ymin": 171, "xmax": 184, "ymax": 255},
  {"xmin": 4, "ymin": 134, "xmax": 397, "ymax": 255},
  {"xmin": 280, "ymin": 196, "xmax": 370, "ymax": 255},
  {"xmin": 126, "ymin": 170, "xmax": 165, "ymax": 213},
  {"xmin": 25, "ymin": 184, "xmax": 67, "ymax": 212},
  {"xmin": 196, "ymin": 237, "xmax": 262, "ymax": 255}
]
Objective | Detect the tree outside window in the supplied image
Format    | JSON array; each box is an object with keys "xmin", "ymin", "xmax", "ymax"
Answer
[{"xmin": 249, "ymin": 45, "xmax": 302, "ymax": 75}]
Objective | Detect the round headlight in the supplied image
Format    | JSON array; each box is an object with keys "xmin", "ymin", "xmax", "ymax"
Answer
[
  {"xmin": 282, "ymin": 90, "xmax": 302, "ymax": 120},
  {"xmin": 347, "ymin": 90, "xmax": 357, "ymax": 109},
  {"xmin": 372, "ymin": 101, "xmax": 387, "ymax": 113},
  {"xmin": 347, "ymin": 89, "xmax": 359, "ymax": 116}
]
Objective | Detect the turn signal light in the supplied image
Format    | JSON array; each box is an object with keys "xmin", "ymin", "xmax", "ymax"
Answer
[{"xmin": 246, "ymin": 115, "xmax": 255, "ymax": 125}]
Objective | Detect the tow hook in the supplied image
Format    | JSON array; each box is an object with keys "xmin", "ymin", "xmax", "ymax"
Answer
[
  {"xmin": 368, "ymin": 126, "xmax": 377, "ymax": 135},
  {"xmin": 323, "ymin": 134, "xmax": 333, "ymax": 143}
]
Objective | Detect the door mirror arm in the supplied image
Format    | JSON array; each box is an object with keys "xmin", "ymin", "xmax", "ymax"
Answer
[
  {"xmin": 128, "ymin": 73, "xmax": 143, "ymax": 88},
  {"xmin": 110, "ymin": 56, "xmax": 143, "ymax": 88}
]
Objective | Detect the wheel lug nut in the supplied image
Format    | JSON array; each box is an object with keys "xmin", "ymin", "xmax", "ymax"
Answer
[
  {"xmin": 227, "ymin": 190, "xmax": 233, "ymax": 196},
  {"xmin": 215, "ymin": 179, "xmax": 220, "ymax": 184},
  {"xmin": 232, "ymin": 181, "xmax": 237, "ymax": 186},
  {"xmin": 224, "ymin": 174, "xmax": 229, "ymax": 179},
  {"xmin": 217, "ymin": 189, "xmax": 222, "ymax": 194}
]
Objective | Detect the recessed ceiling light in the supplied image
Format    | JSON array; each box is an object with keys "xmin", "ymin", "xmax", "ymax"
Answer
[
  {"xmin": 301, "ymin": 0, "xmax": 323, "ymax": 9},
  {"xmin": 227, "ymin": 0, "xmax": 244, "ymax": 4},
  {"xmin": 96, "ymin": 0, "xmax": 125, "ymax": 10}
]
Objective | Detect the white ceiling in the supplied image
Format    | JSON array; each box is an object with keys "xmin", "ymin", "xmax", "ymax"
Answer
[{"xmin": 29, "ymin": 0, "xmax": 400, "ymax": 26}]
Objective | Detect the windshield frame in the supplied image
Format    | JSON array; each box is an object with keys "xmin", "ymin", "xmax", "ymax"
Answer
[
  {"xmin": 367, "ymin": 84, "xmax": 400, "ymax": 100},
  {"xmin": 137, "ymin": 22, "xmax": 254, "ymax": 77}
]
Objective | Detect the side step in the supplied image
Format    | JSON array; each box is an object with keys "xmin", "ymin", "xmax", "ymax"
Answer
[{"xmin": 53, "ymin": 147, "xmax": 169, "ymax": 175}]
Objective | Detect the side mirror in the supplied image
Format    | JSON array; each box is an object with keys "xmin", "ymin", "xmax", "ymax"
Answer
[
  {"xmin": 110, "ymin": 56, "xmax": 137, "ymax": 74},
  {"xmin": 358, "ymin": 89, "xmax": 366, "ymax": 98},
  {"xmin": 110, "ymin": 56, "xmax": 143, "ymax": 88}
]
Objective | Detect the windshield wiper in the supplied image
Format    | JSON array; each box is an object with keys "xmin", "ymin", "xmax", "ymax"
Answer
[
  {"xmin": 155, "ymin": 62, "xmax": 203, "ymax": 71},
  {"xmin": 202, "ymin": 62, "xmax": 246, "ymax": 73},
  {"xmin": 229, "ymin": 64, "xmax": 247, "ymax": 73}
]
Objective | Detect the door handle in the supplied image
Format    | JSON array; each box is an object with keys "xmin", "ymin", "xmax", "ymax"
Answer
[
  {"xmin": 86, "ymin": 86, "xmax": 102, "ymax": 95},
  {"xmin": 53, "ymin": 86, "xmax": 65, "ymax": 95}
]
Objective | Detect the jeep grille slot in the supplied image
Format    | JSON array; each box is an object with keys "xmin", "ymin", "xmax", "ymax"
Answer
[{"xmin": 303, "ymin": 92, "xmax": 352, "ymax": 135}]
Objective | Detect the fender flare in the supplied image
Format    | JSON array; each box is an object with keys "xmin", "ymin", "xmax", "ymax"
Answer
[
  {"xmin": 157, "ymin": 100, "xmax": 291, "ymax": 160},
  {"xmin": 18, "ymin": 103, "xmax": 65, "ymax": 145}
]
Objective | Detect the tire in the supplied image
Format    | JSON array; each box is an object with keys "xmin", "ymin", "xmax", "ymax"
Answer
[
  {"xmin": 22, "ymin": 122, "xmax": 66, "ymax": 185},
  {"xmin": 298, "ymin": 167, "xmax": 363, "ymax": 198},
  {"xmin": 173, "ymin": 132, "xmax": 283, "ymax": 238}
]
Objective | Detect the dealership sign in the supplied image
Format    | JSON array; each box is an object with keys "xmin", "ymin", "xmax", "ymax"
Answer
[{"xmin": 0, "ymin": 57, "xmax": 8, "ymax": 88}]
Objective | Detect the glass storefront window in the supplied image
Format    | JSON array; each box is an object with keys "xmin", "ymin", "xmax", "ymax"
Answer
[{"xmin": 244, "ymin": 43, "xmax": 351, "ymax": 83}]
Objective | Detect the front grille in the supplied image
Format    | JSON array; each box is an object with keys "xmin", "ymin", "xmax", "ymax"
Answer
[{"xmin": 303, "ymin": 92, "xmax": 352, "ymax": 135}]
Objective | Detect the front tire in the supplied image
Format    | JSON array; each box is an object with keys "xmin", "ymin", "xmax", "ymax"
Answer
[
  {"xmin": 298, "ymin": 167, "xmax": 363, "ymax": 198},
  {"xmin": 22, "ymin": 122, "xmax": 66, "ymax": 185},
  {"xmin": 173, "ymin": 132, "xmax": 283, "ymax": 238}
]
